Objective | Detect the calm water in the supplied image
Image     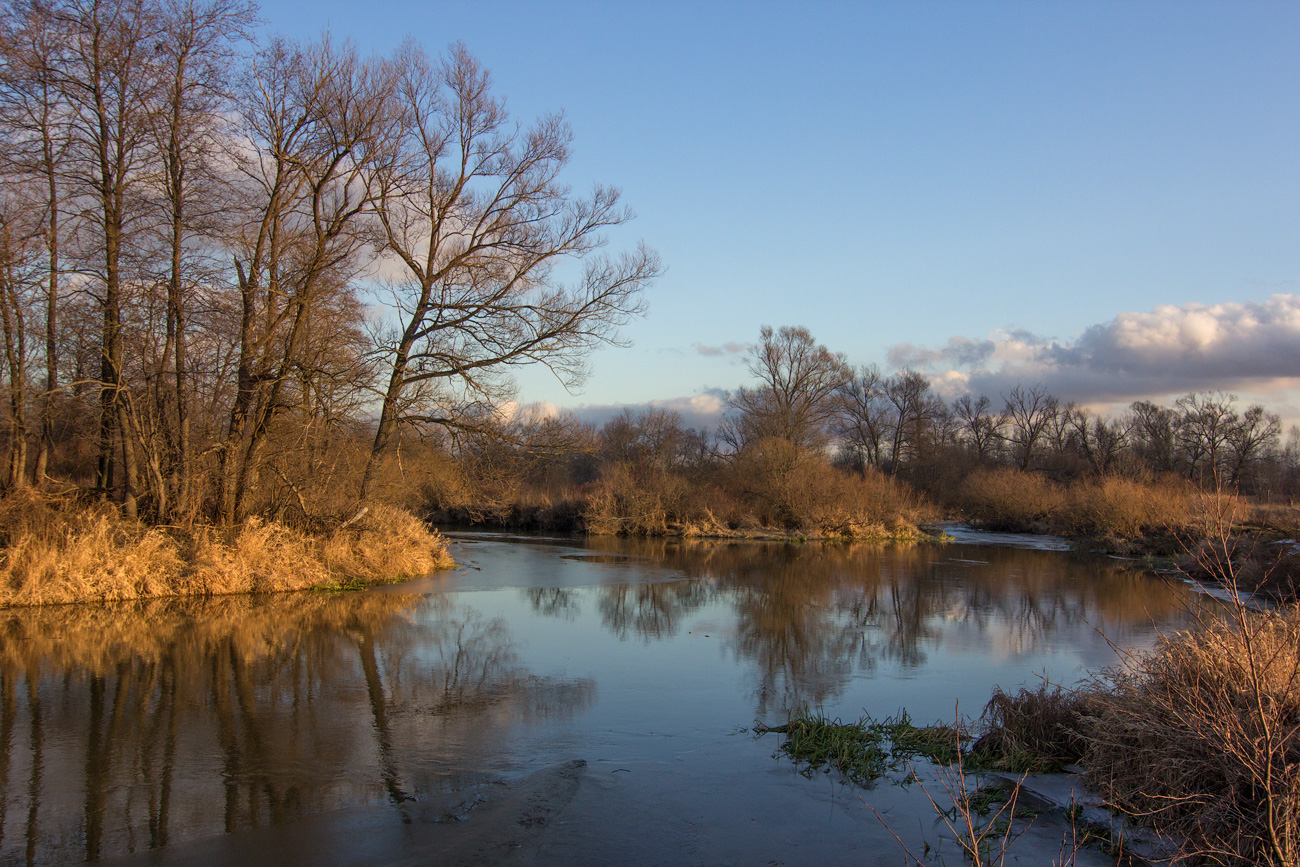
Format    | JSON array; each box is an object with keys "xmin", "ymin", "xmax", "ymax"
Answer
[{"xmin": 0, "ymin": 533, "xmax": 1202, "ymax": 866}]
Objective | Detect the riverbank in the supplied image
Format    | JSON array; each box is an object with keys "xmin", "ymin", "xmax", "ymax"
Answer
[{"xmin": 0, "ymin": 492, "xmax": 453, "ymax": 607}]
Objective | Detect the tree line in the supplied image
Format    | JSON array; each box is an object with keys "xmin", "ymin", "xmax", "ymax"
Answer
[
  {"xmin": 0, "ymin": 0, "xmax": 659, "ymax": 524},
  {"xmin": 569, "ymin": 325, "xmax": 1293, "ymax": 504}
]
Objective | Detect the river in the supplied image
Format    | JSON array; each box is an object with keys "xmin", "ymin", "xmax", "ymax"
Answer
[{"xmin": 0, "ymin": 531, "xmax": 1203, "ymax": 865}]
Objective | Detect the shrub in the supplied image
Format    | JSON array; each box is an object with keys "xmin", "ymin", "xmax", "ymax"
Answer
[
  {"xmin": 957, "ymin": 468, "xmax": 1061, "ymax": 532},
  {"xmin": 1084, "ymin": 606, "xmax": 1300, "ymax": 866},
  {"xmin": 1060, "ymin": 476, "xmax": 1194, "ymax": 540}
]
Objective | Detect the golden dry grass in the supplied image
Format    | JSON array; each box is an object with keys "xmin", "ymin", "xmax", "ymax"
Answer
[
  {"xmin": 1084, "ymin": 606, "xmax": 1300, "ymax": 866},
  {"xmin": 1060, "ymin": 476, "xmax": 1195, "ymax": 540},
  {"xmin": 957, "ymin": 467, "xmax": 1062, "ymax": 532},
  {"xmin": 0, "ymin": 492, "xmax": 452, "ymax": 607},
  {"xmin": 581, "ymin": 446, "xmax": 931, "ymax": 540}
]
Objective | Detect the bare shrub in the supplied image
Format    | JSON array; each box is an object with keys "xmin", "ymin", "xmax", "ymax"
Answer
[
  {"xmin": 1084, "ymin": 606, "xmax": 1300, "ymax": 865},
  {"xmin": 958, "ymin": 468, "xmax": 1062, "ymax": 532},
  {"xmin": 581, "ymin": 462, "xmax": 680, "ymax": 535},
  {"xmin": 1060, "ymin": 476, "xmax": 1194, "ymax": 540}
]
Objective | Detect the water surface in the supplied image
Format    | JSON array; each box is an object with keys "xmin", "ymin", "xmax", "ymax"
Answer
[{"xmin": 0, "ymin": 533, "xmax": 1202, "ymax": 865}]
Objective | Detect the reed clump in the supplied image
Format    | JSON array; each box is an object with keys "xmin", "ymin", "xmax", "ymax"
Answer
[
  {"xmin": 957, "ymin": 468, "xmax": 1062, "ymax": 532},
  {"xmin": 1083, "ymin": 605, "xmax": 1300, "ymax": 866},
  {"xmin": 0, "ymin": 491, "xmax": 452, "ymax": 607},
  {"xmin": 968, "ymin": 683, "xmax": 1093, "ymax": 773}
]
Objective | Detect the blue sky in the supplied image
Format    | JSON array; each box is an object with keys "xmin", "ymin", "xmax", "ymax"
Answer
[{"xmin": 260, "ymin": 0, "xmax": 1300, "ymax": 429}]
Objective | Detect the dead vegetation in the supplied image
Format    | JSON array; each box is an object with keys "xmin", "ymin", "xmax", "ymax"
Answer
[
  {"xmin": 964, "ymin": 531, "xmax": 1300, "ymax": 866},
  {"xmin": 969, "ymin": 683, "xmax": 1092, "ymax": 774},
  {"xmin": 1083, "ymin": 605, "xmax": 1300, "ymax": 865},
  {"xmin": 0, "ymin": 491, "xmax": 452, "ymax": 607},
  {"xmin": 581, "ymin": 443, "xmax": 934, "ymax": 540}
]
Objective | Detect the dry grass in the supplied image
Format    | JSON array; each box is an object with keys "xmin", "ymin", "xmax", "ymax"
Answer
[
  {"xmin": 958, "ymin": 468, "xmax": 1062, "ymax": 532},
  {"xmin": 0, "ymin": 491, "xmax": 452, "ymax": 607},
  {"xmin": 581, "ymin": 445, "xmax": 932, "ymax": 540},
  {"xmin": 970, "ymin": 683, "xmax": 1093, "ymax": 773},
  {"xmin": 1083, "ymin": 606, "xmax": 1300, "ymax": 866},
  {"xmin": 1060, "ymin": 476, "xmax": 1194, "ymax": 541}
]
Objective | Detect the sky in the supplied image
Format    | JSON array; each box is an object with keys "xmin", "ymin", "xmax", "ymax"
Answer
[{"xmin": 258, "ymin": 0, "xmax": 1300, "ymax": 431}]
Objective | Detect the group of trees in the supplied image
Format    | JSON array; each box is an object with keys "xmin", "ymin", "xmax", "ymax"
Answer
[
  {"xmin": 722, "ymin": 325, "xmax": 1292, "ymax": 495},
  {"xmin": 416, "ymin": 323, "xmax": 1296, "ymax": 533},
  {"xmin": 0, "ymin": 0, "xmax": 658, "ymax": 524}
]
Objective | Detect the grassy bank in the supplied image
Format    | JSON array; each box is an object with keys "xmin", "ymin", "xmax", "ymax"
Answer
[{"xmin": 0, "ymin": 492, "xmax": 452, "ymax": 607}]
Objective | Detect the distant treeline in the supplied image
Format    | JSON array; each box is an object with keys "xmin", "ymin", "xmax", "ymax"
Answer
[{"xmin": 412, "ymin": 327, "xmax": 1298, "ymax": 548}]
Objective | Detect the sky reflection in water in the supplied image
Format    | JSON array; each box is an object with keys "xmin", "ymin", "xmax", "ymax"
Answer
[{"xmin": 0, "ymin": 534, "xmax": 1200, "ymax": 864}]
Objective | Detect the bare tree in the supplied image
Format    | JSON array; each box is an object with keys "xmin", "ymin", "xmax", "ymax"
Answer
[
  {"xmin": 359, "ymin": 43, "xmax": 659, "ymax": 499},
  {"xmin": 952, "ymin": 393, "xmax": 1000, "ymax": 463},
  {"xmin": 1064, "ymin": 405, "xmax": 1131, "ymax": 476},
  {"xmin": 1002, "ymin": 383, "xmax": 1058, "ymax": 471},
  {"xmin": 1175, "ymin": 392, "xmax": 1239, "ymax": 489},
  {"xmin": 724, "ymin": 325, "xmax": 849, "ymax": 452},
  {"xmin": 0, "ymin": 1, "xmax": 75, "ymax": 486},
  {"xmin": 882, "ymin": 368, "xmax": 941, "ymax": 471},
  {"xmin": 219, "ymin": 37, "xmax": 397, "ymax": 521},
  {"xmin": 1129, "ymin": 399, "xmax": 1177, "ymax": 474},
  {"xmin": 1225, "ymin": 404, "xmax": 1281, "ymax": 491},
  {"xmin": 140, "ymin": 0, "xmax": 254, "ymax": 519},
  {"xmin": 834, "ymin": 363, "xmax": 889, "ymax": 469},
  {"xmin": 0, "ymin": 195, "xmax": 42, "ymax": 486}
]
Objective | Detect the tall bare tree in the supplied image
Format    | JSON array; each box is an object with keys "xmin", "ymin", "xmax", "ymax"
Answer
[
  {"xmin": 218, "ymin": 36, "xmax": 397, "ymax": 521},
  {"xmin": 360, "ymin": 43, "xmax": 658, "ymax": 499},
  {"xmin": 139, "ymin": 0, "xmax": 253, "ymax": 519},
  {"xmin": 724, "ymin": 325, "xmax": 849, "ymax": 452},
  {"xmin": 952, "ymin": 393, "xmax": 1000, "ymax": 463},
  {"xmin": 0, "ymin": 1, "xmax": 74, "ymax": 486},
  {"xmin": 1002, "ymin": 383, "xmax": 1058, "ymax": 471},
  {"xmin": 834, "ymin": 363, "xmax": 889, "ymax": 469}
]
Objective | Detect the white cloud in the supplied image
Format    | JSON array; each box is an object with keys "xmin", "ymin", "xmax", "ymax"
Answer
[
  {"xmin": 693, "ymin": 341, "xmax": 749, "ymax": 358},
  {"xmin": 566, "ymin": 389, "xmax": 729, "ymax": 432},
  {"xmin": 891, "ymin": 294, "xmax": 1300, "ymax": 405}
]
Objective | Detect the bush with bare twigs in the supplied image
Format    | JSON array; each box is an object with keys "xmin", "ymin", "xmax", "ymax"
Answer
[
  {"xmin": 1083, "ymin": 604, "xmax": 1300, "ymax": 866},
  {"xmin": 957, "ymin": 468, "xmax": 1062, "ymax": 532},
  {"xmin": 1059, "ymin": 476, "xmax": 1194, "ymax": 541},
  {"xmin": 1080, "ymin": 515, "xmax": 1300, "ymax": 866}
]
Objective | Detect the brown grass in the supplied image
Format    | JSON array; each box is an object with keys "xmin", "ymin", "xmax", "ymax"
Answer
[
  {"xmin": 581, "ymin": 442, "xmax": 932, "ymax": 539},
  {"xmin": 969, "ymin": 683, "xmax": 1093, "ymax": 773},
  {"xmin": 1060, "ymin": 476, "xmax": 1195, "ymax": 541},
  {"xmin": 0, "ymin": 491, "xmax": 452, "ymax": 607},
  {"xmin": 1084, "ymin": 606, "xmax": 1300, "ymax": 866},
  {"xmin": 958, "ymin": 468, "xmax": 1062, "ymax": 532}
]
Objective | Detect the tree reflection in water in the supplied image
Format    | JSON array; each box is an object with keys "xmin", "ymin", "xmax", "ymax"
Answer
[
  {"xmin": 0, "ymin": 538, "xmax": 1200, "ymax": 864},
  {"xmin": 582, "ymin": 538, "xmax": 1197, "ymax": 717},
  {"xmin": 0, "ymin": 593, "xmax": 593, "ymax": 865}
]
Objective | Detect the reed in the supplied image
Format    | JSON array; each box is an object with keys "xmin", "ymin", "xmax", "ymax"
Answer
[{"xmin": 0, "ymin": 491, "xmax": 452, "ymax": 607}]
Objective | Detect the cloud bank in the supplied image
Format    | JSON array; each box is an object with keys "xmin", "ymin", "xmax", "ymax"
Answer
[
  {"xmin": 566, "ymin": 390, "xmax": 729, "ymax": 432},
  {"xmin": 890, "ymin": 294, "xmax": 1300, "ymax": 404}
]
